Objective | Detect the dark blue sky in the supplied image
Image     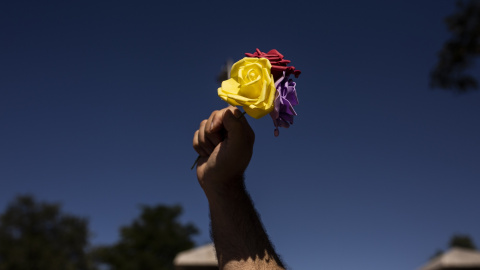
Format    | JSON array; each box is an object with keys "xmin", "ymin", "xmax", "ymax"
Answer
[{"xmin": 1, "ymin": 1, "xmax": 479, "ymax": 269}]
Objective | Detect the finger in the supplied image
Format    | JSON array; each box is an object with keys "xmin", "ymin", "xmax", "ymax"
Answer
[
  {"xmin": 198, "ymin": 119, "xmax": 215, "ymax": 155},
  {"xmin": 227, "ymin": 106, "xmax": 249, "ymax": 124},
  {"xmin": 223, "ymin": 107, "xmax": 255, "ymax": 145},
  {"xmin": 228, "ymin": 105, "xmax": 243, "ymax": 117},
  {"xmin": 205, "ymin": 110, "xmax": 224, "ymax": 147},
  {"xmin": 223, "ymin": 108, "xmax": 244, "ymax": 133},
  {"xmin": 210, "ymin": 106, "xmax": 242, "ymax": 131},
  {"xmin": 234, "ymin": 108, "xmax": 255, "ymax": 143},
  {"xmin": 192, "ymin": 130, "xmax": 208, "ymax": 157},
  {"xmin": 210, "ymin": 109, "xmax": 224, "ymax": 133}
]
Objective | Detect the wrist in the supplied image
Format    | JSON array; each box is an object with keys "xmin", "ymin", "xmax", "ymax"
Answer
[{"xmin": 202, "ymin": 175, "xmax": 246, "ymax": 203}]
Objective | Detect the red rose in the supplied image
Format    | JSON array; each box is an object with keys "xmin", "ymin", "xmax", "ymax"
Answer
[{"xmin": 245, "ymin": 48, "xmax": 301, "ymax": 80}]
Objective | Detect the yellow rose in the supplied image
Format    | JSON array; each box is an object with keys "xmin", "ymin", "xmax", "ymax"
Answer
[{"xmin": 218, "ymin": 57, "xmax": 276, "ymax": 119}]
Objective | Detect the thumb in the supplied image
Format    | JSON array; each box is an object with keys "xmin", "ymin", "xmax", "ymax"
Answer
[{"xmin": 222, "ymin": 108, "xmax": 244, "ymax": 136}]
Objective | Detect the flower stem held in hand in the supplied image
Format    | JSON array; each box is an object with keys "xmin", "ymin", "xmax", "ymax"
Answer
[{"xmin": 191, "ymin": 111, "xmax": 246, "ymax": 170}]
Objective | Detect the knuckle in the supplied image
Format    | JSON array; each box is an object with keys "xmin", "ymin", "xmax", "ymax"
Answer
[
  {"xmin": 205, "ymin": 126, "xmax": 213, "ymax": 136},
  {"xmin": 192, "ymin": 144, "xmax": 200, "ymax": 152},
  {"xmin": 198, "ymin": 132, "xmax": 206, "ymax": 144},
  {"xmin": 210, "ymin": 110, "xmax": 219, "ymax": 118},
  {"xmin": 192, "ymin": 142, "xmax": 202, "ymax": 154},
  {"xmin": 193, "ymin": 130, "xmax": 199, "ymax": 142}
]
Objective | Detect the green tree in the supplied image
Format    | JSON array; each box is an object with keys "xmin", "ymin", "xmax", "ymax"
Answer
[
  {"xmin": 449, "ymin": 234, "xmax": 477, "ymax": 249},
  {"xmin": 429, "ymin": 234, "xmax": 477, "ymax": 259},
  {"xmin": 0, "ymin": 195, "xmax": 94, "ymax": 270},
  {"xmin": 92, "ymin": 204, "xmax": 198, "ymax": 270},
  {"xmin": 431, "ymin": 0, "xmax": 480, "ymax": 92}
]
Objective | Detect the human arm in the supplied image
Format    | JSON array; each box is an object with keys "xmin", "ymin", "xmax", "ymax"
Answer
[{"xmin": 192, "ymin": 106, "xmax": 286, "ymax": 270}]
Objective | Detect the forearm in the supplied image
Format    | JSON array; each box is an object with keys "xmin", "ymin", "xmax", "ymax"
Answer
[{"xmin": 205, "ymin": 178, "xmax": 285, "ymax": 270}]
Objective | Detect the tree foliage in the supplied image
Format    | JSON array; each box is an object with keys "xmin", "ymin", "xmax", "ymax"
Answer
[
  {"xmin": 430, "ymin": 234, "xmax": 477, "ymax": 259},
  {"xmin": 431, "ymin": 0, "xmax": 480, "ymax": 92},
  {"xmin": 92, "ymin": 204, "xmax": 198, "ymax": 270},
  {"xmin": 449, "ymin": 234, "xmax": 477, "ymax": 249},
  {"xmin": 0, "ymin": 195, "xmax": 94, "ymax": 270}
]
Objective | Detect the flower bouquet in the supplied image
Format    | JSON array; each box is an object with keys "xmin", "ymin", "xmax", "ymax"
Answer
[
  {"xmin": 218, "ymin": 48, "xmax": 301, "ymax": 136},
  {"xmin": 192, "ymin": 48, "xmax": 301, "ymax": 169}
]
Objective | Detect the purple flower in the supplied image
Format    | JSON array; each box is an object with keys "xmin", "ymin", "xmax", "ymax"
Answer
[{"xmin": 270, "ymin": 72, "xmax": 299, "ymax": 137}]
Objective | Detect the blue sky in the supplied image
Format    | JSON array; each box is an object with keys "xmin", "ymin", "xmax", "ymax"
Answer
[{"xmin": 1, "ymin": 1, "xmax": 479, "ymax": 269}]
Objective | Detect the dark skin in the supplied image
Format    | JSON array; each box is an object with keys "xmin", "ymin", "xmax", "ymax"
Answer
[{"xmin": 193, "ymin": 106, "xmax": 286, "ymax": 270}]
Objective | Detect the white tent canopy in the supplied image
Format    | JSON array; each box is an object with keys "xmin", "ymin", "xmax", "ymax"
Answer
[
  {"xmin": 174, "ymin": 243, "xmax": 218, "ymax": 269},
  {"xmin": 419, "ymin": 248, "xmax": 480, "ymax": 270}
]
